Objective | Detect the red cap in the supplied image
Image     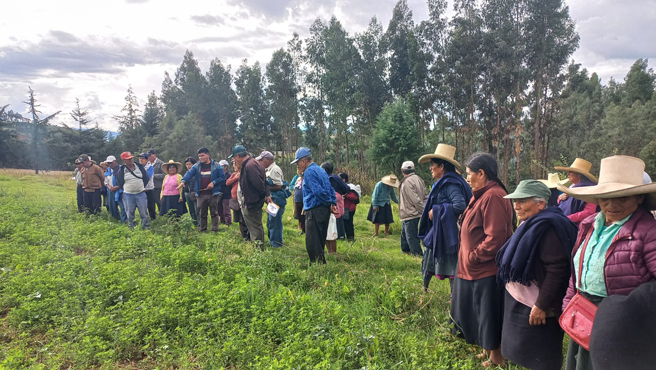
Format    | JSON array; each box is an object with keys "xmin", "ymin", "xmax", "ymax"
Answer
[{"xmin": 120, "ymin": 151, "xmax": 134, "ymax": 160}]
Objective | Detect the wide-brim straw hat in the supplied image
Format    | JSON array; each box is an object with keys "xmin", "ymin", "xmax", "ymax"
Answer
[
  {"xmin": 538, "ymin": 173, "xmax": 569, "ymax": 189},
  {"xmin": 554, "ymin": 158, "xmax": 598, "ymax": 183},
  {"xmin": 418, "ymin": 144, "xmax": 465, "ymax": 174},
  {"xmin": 381, "ymin": 174, "xmax": 400, "ymax": 188},
  {"xmin": 162, "ymin": 160, "xmax": 183, "ymax": 173},
  {"xmin": 557, "ymin": 156, "xmax": 656, "ymax": 210}
]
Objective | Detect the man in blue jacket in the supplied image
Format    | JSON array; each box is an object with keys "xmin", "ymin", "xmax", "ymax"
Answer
[
  {"xmin": 291, "ymin": 147, "xmax": 337, "ymax": 264},
  {"xmin": 179, "ymin": 147, "xmax": 226, "ymax": 232}
]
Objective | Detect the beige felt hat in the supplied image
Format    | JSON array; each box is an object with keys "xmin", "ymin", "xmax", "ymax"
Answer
[
  {"xmin": 381, "ymin": 174, "xmax": 400, "ymax": 188},
  {"xmin": 557, "ymin": 156, "xmax": 656, "ymax": 209},
  {"xmin": 538, "ymin": 173, "xmax": 569, "ymax": 189},
  {"xmin": 418, "ymin": 144, "xmax": 465, "ymax": 174},
  {"xmin": 554, "ymin": 158, "xmax": 598, "ymax": 183},
  {"xmin": 162, "ymin": 160, "xmax": 183, "ymax": 173}
]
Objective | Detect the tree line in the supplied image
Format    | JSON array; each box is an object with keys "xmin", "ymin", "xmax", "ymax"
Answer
[{"xmin": 1, "ymin": 0, "xmax": 655, "ymax": 190}]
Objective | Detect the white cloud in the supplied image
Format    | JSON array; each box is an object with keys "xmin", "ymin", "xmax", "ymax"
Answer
[{"xmin": 0, "ymin": 0, "xmax": 653, "ymax": 132}]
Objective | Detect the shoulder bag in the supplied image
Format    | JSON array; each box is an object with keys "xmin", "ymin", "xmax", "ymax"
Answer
[{"xmin": 559, "ymin": 231, "xmax": 598, "ymax": 350}]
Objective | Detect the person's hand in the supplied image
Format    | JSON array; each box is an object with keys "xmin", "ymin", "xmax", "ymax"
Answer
[
  {"xmin": 179, "ymin": 197, "xmax": 184, "ymax": 203},
  {"xmin": 429, "ymin": 209, "xmax": 433, "ymax": 220},
  {"xmin": 558, "ymin": 193, "xmax": 568, "ymax": 202},
  {"xmin": 265, "ymin": 196, "xmax": 272, "ymax": 204},
  {"xmin": 373, "ymin": 206, "xmax": 379, "ymax": 212},
  {"xmin": 177, "ymin": 181, "xmax": 185, "ymax": 190},
  {"xmin": 529, "ymin": 305, "xmax": 547, "ymax": 326},
  {"xmin": 331, "ymin": 205, "xmax": 338, "ymax": 214},
  {"xmin": 207, "ymin": 182, "xmax": 214, "ymax": 190}
]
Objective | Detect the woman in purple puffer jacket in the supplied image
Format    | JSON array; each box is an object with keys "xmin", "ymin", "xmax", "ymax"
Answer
[{"xmin": 557, "ymin": 155, "xmax": 656, "ymax": 370}]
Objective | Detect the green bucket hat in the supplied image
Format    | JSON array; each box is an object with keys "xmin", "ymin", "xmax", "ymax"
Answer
[{"xmin": 504, "ymin": 180, "xmax": 551, "ymax": 201}]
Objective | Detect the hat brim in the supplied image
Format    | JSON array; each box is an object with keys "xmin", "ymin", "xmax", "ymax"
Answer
[
  {"xmin": 162, "ymin": 162, "xmax": 183, "ymax": 172},
  {"xmin": 557, "ymin": 182, "xmax": 656, "ymax": 210},
  {"xmin": 538, "ymin": 178, "xmax": 569, "ymax": 189},
  {"xmin": 554, "ymin": 166, "xmax": 598, "ymax": 183},
  {"xmin": 381, "ymin": 176, "xmax": 400, "ymax": 188},
  {"xmin": 290, "ymin": 158, "xmax": 300, "ymax": 164},
  {"xmin": 418, "ymin": 154, "xmax": 465, "ymax": 174},
  {"xmin": 121, "ymin": 156, "xmax": 133, "ymax": 160}
]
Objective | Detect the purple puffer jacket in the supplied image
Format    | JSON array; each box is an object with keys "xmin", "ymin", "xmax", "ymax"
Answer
[{"xmin": 562, "ymin": 206, "xmax": 656, "ymax": 310}]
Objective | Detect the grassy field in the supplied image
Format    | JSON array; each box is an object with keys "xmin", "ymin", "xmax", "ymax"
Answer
[{"xmin": 0, "ymin": 170, "xmax": 520, "ymax": 369}]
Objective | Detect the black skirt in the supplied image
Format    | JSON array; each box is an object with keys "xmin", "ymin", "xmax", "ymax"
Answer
[
  {"xmin": 450, "ymin": 275, "xmax": 503, "ymax": 350},
  {"xmin": 501, "ymin": 290, "xmax": 564, "ymax": 370},
  {"xmin": 366, "ymin": 203, "xmax": 394, "ymax": 225},
  {"xmin": 160, "ymin": 195, "xmax": 188, "ymax": 217}
]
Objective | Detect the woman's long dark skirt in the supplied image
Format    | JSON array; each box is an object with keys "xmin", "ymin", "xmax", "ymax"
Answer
[
  {"xmin": 501, "ymin": 290, "xmax": 563, "ymax": 370},
  {"xmin": 366, "ymin": 203, "xmax": 394, "ymax": 225},
  {"xmin": 160, "ymin": 195, "xmax": 188, "ymax": 217},
  {"xmin": 450, "ymin": 275, "xmax": 503, "ymax": 350}
]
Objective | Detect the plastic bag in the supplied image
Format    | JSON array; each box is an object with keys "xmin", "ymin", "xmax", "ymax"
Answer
[{"xmin": 326, "ymin": 213, "xmax": 338, "ymax": 241}]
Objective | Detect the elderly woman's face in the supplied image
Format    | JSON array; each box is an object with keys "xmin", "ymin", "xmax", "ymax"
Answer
[
  {"xmin": 599, "ymin": 195, "xmax": 643, "ymax": 223},
  {"xmin": 168, "ymin": 165, "xmax": 177, "ymax": 175},
  {"xmin": 430, "ymin": 162, "xmax": 445, "ymax": 180},
  {"xmin": 513, "ymin": 198, "xmax": 545, "ymax": 222},
  {"xmin": 567, "ymin": 171, "xmax": 582, "ymax": 184},
  {"xmin": 466, "ymin": 167, "xmax": 487, "ymax": 191}
]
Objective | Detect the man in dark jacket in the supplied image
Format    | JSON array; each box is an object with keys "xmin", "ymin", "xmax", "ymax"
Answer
[
  {"xmin": 115, "ymin": 151, "xmax": 151, "ymax": 230},
  {"xmin": 148, "ymin": 149, "xmax": 165, "ymax": 213},
  {"xmin": 218, "ymin": 159, "xmax": 232, "ymax": 226},
  {"xmin": 179, "ymin": 147, "xmax": 226, "ymax": 232},
  {"xmin": 229, "ymin": 145, "xmax": 269, "ymax": 245}
]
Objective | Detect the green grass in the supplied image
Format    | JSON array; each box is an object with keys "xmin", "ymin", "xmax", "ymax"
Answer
[{"xmin": 0, "ymin": 172, "xmax": 522, "ymax": 369}]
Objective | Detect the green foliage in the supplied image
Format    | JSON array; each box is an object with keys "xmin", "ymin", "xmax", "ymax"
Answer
[
  {"xmin": 0, "ymin": 173, "xmax": 500, "ymax": 369},
  {"xmin": 369, "ymin": 98, "xmax": 421, "ymax": 175}
]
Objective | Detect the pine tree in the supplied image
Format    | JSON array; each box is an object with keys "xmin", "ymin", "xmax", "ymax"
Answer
[
  {"xmin": 142, "ymin": 91, "xmax": 162, "ymax": 138},
  {"xmin": 114, "ymin": 86, "xmax": 144, "ymax": 152},
  {"xmin": 23, "ymin": 87, "xmax": 60, "ymax": 174},
  {"xmin": 70, "ymin": 98, "xmax": 91, "ymax": 131}
]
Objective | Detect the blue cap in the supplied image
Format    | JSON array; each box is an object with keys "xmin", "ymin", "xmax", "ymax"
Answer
[{"xmin": 291, "ymin": 147, "xmax": 311, "ymax": 164}]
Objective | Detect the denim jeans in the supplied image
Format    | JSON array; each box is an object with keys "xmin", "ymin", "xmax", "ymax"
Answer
[
  {"xmin": 108, "ymin": 191, "xmax": 121, "ymax": 220},
  {"xmin": 117, "ymin": 196, "xmax": 127, "ymax": 223},
  {"xmin": 401, "ymin": 218, "xmax": 423, "ymax": 256},
  {"xmin": 123, "ymin": 192, "xmax": 150, "ymax": 230},
  {"xmin": 267, "ymin": 204, "xmax": 285, "ymax": 247}
]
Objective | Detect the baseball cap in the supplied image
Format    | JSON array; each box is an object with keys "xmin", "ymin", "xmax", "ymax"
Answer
[
  {"xmin": 291, "ymin": 147, "xmax": 311, "ymax": 164},
  {"xmin": 228, "ymin": 145, "xmax": 247, "ymax": 159},
  {"xmin": 77, "ymin": 154, "xmax": 89, "ymax": 163},
  {"xmin": 105, "ymin": 155, "xmax": 117, "ymax": 163},
  {"xmin": 74, "ymin": 158, "xmax": 82, "ymax": 165},
  {"xmin": 401, "ymin": 161, "xmax": 415, "ymax": 170},
  {"xmin": 147, "ymin": 149, "xmax": 156, "ymax": 156},
  {"xmin": 138, "ymin": 152, "xmax": 149, "ymax": 158},
  {"xmin": 504, "ymin": 180, "xmax": 551, "ymax": 201},
  {"xmin": 120, "ymin": 152, "xmax": 134, "ymax": 160},
  {"xmin": 256, "ymin": 151, "xmax": 274, "ymax": 161},
  {"xmin": 219, "ymin": 160, "xmax": 229, "ymax": 166}
]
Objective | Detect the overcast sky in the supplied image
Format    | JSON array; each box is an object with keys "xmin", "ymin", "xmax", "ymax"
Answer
[{"xmin": 1, "ymin": 0, "xmax": 654, "ymax": 132}]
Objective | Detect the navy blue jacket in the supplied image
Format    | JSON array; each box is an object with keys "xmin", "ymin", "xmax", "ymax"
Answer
[{"xmin": 182, "ymin": 159, "xmax": 226, "ymax": 197}]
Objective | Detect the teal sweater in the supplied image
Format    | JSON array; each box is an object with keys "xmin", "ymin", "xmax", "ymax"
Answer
[{"xmin": 371, "ymin": 181, "xmax": 399, "ymax": 207}]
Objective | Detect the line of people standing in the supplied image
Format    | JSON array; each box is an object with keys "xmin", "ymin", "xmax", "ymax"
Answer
[{"xmin": 406, "ymin": 143, "xmax": 656, "ymax": 370}]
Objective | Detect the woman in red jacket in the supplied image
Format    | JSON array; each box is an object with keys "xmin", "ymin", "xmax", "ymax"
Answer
[{"xmin": 558, "ymin": 156, "xmax": 656, "ymax": 370}]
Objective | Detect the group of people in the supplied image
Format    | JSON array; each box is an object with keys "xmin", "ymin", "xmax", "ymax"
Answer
[
  {"xmin": 391, "ymin": 144, "xmax": 655, "ymax": 370},
  {"xmin": 74, "ymin": 143, "xmax": 655, "ymax": 369}
]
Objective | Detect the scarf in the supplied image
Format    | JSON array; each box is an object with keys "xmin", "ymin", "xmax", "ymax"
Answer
[
  {"xmin": 496, "ymin": 206, "xmax": 578, "ymax": 285},
  {"xmin": 418, "ymin": 171, "xmax": 473, "ymax": 261}
]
